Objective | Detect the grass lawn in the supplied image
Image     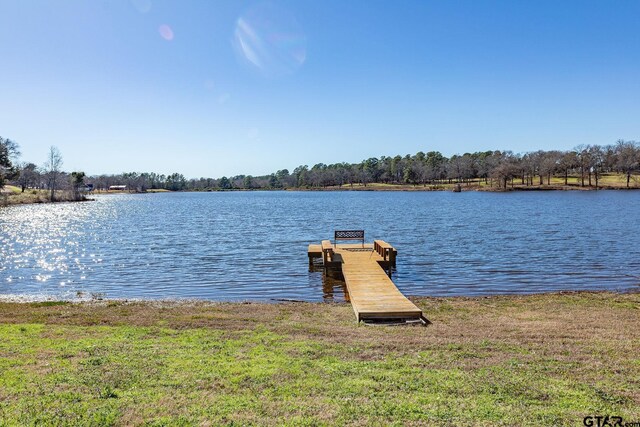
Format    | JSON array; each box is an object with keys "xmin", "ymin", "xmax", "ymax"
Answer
[
  {"xmin": 307, "ymin": 173, "xmax": 639, "ymax": 192},
  {"xmin": 3, "ymin": 185, "xmax": 22, "ymax": 194},
  {"xmin": 0, "ymin": 187, "xmax": 49, "ymax": 204},
  {"xmin": 0, "ymin": 187, "xmax": 91, "ymax": 205},
  {"xmin": 0, "ymin": 292, "xmax": 638, "ymax": 426}
]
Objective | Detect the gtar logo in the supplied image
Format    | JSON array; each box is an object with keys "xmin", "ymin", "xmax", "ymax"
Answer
[{"xmin": 583, "ymin": 416, "xmax": 623, "ymax": 427}]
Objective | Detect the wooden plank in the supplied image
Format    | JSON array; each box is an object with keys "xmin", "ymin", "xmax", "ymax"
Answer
[
  {"xmin": 321, "ymin": 240, "xmax": 334, "ymax": 264},
  {"xmin": 333, "ymin": 246, "xmax": 424, "ymax": 322},
  {"xmin": 308, "ymin": 244, "xmax": 321, "ymax": 252}
]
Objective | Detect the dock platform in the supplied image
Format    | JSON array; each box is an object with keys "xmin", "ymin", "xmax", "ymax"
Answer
[{"xmin": 308, "ymin": 241, "xmax": 428, "ymax": 324}]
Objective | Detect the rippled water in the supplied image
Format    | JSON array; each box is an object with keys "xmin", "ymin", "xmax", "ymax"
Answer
[{"xmin": 1, "ymin": 191, "xmax": 639, "ymax": 301}]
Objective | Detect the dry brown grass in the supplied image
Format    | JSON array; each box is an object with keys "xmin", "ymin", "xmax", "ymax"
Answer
[{"xmin": 1, "ymin": 292, "xmax": 638, "ymax": 362}]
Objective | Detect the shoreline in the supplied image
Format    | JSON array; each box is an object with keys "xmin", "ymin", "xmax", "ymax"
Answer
[
  {"xmin": 0, "ymin": 288, "xmax": 638, "ymax": 305},
  {"xmin": 5, "ymin": 182, "xmax": 640, "ymax": 207},
  {"xmin": 0, "ymin": 185, "xmax": 92, "ymax": 206},
  {"xmin": 3, "ymin": 183, "xmax": 639, "ymax": 206}
]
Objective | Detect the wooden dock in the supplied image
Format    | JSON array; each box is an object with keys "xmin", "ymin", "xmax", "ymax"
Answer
[{"xmin": 308, "ymin": 240, "xmax": 428, "ymax": 324}]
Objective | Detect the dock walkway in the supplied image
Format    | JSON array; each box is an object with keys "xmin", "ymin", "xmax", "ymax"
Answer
[{"xmin": 308, "ymin": 241, "xmax": 427, "ymax": 324}]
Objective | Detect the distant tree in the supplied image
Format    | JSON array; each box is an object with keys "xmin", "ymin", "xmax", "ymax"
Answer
[
  {"xmin": 344, "ymin": 164, "xmax": 357, "ymax": 187},
  {"xmin": 559, "ymin": 151, "xmax": 578, "ymax": 185},
  {"xmin": 411, "ymin": 160, "xmax": 427, "ymax": 186},
  {"xmin": 122, "ymin": 172, "xmax": 139, "ymax": 192},
  {"xmin": 268, "ymin": 174, "xmax": 280, "ymax": 188},
  {"xmin": 534, "ymin": 152, "xmax": 546, "ymax": 185},
  {"xmin": 588, "ymin": 146, "xmax": 604, "ymax": 189},
  {"xmin": 459, "ymin": 154, "xmax": 475, "ymax": 184},
  {"xmin": 358, "ymin": 161, "xmax": 371, "ymax": 186},
  {"xmin": 474, "ymin": 151, "xmax": 494, "ymax": 184},
  {"xmin": 0, "ymin": 136, "xmax": 20, "ymax": 189},
  {"xmin": 491, "ymin": 151, "xmax": 519, "ymax": 189},
  {"xmin": 166, "ymin": 173, "xmax": 186, "ymax": 191},
  {"xmin": 576, "ymin": 145, "xmax": 592, "ymax": 186},
  {"xmin": 138, "ymin": 172, "xmax": 151, "ymax": 191},
  {"xmin": 447, "ymin": 155, "xmax": 463, "ymax": 183},
  {"xmin": 70, "ymin": 171, "xmax": 86, "ymax": 200},
  {"xmin": 43, "ymin": 146, "xmax": 63, "ymax": 201},
  {"xmin": 520, "ymin": 152, "xmax": 534, "ymax": 185},
  {"xmin": 333, "ymin": 163, "xmax": 350, "ymax": 187},
  {"xmin": 602, "ymin": 144, "xmax": 617, "ymax": 173},
  {"xmin": 364, "ymin": 157, "xmax": 381, "ymax": 183},
  {"xmin": 310, "ymin": 163, "xmax": 326, "ymax": 187},
  {"xmin": 616, "ymin": 140, "xmax": 640, "ymax": 188},
  {"xmin": 275, "ymin": 169, "xmax": 290, "ymax": 187},
  {"xmin": 402, "ymin": 163, "xmax": 413, "ymax": 184},
  {"xmin": 541, "ymin": 151, "xmax": 562, "ymax": 185},
  {"xmin": 17, "ymin": 162, "xmax": 39, "ymax": 192},
  {"xmin": 218, "ymin": 176, "xmax": 231, "ymax": 189},
  {"xmin": 243, "ymin": 175, "xmax": 254, "ymax": 189},
  {"xmin": 424, "ymin": 151, "xmax": 446, "ymax": 183},
  {"xmin": 292, "ymin": 165, "xmax": 308, "ymax": 187}
]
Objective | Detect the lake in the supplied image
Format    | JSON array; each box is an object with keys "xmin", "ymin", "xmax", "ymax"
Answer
[{"xmin": 1, "ymin": 191, "xmax": 639, "ymax": 302}]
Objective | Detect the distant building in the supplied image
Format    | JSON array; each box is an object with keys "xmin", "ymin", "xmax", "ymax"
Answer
[{"xmin": 108, "ymin": 185, "xmax": 127, "ymax": 191}]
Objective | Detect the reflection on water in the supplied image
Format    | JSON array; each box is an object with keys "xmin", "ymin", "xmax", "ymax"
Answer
[
  {"xmin": 312, "ymin": 263, "xmax": 397, "ymax": 302},
  {"xmin": 321, "ymin": 270, "xmax": 348, "ymax": 302},
  {"xmin": 1, "ymin": 191, "xmax": 640, "ymax": 301},
  {"xmin": 308, "ymin": 256, "xmax": 348, "ymax": 301}
]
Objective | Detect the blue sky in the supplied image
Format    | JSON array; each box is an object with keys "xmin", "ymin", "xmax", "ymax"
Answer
[{"xmin": 1, "ymin": 0, "xmax": 639, "ymax": 177}]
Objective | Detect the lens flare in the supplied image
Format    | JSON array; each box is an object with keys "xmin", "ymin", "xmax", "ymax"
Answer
[
  {"xmin": 159, "ymin": 24, "xmax": 174, "ymax": 41},
  {"xmin": 233, "ymin": 2, "xmax": 307, "ymax": 77}
]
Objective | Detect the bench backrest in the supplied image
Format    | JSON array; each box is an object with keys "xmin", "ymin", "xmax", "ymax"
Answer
[{"xmin": 334, "ymin": 230, "xmax": 364, "ymax": 247}]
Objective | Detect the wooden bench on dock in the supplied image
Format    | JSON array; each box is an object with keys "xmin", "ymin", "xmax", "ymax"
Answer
[{"xmin": 334, "ymin": 230, "xmax": 365, "ymax": 248}]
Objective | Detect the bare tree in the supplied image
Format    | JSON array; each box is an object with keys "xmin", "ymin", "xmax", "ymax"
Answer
[
  {"xmin": 559, "ymin": 151, "xmax": 577, "ymax": 185},
  {"xmin": 44, "ymin": 146, "xmax": 63, "ymax": 201},
  {"xmin": 17, "ymin": 162, "xmax": 39, "ymax": 192},
  {"xmin": 616, "ymin": 140, "xmax": 640, "ymax": 188},
  {"xmin": 588, "ymin": 145, "xmax": 604, "ymax": 189},
  {"xmin": 491, "ymin": 151, "xmax": 519, "ymax": 189},
  {"xmin": 541, "ymin": 151, "xmax": 562, "ymax": 185},
  {"xmin": 575, "ymin": 145, "xmax": 592, "ymax": 186}
]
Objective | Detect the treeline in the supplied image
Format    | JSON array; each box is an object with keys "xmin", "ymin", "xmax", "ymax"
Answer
[
  {"xmin": 3, "ymin": 137, "xmax": 640, "ymax": 195},
  {"xmin": 91, "ymin": 140, "xmax": 640, "ymax": 191}
]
